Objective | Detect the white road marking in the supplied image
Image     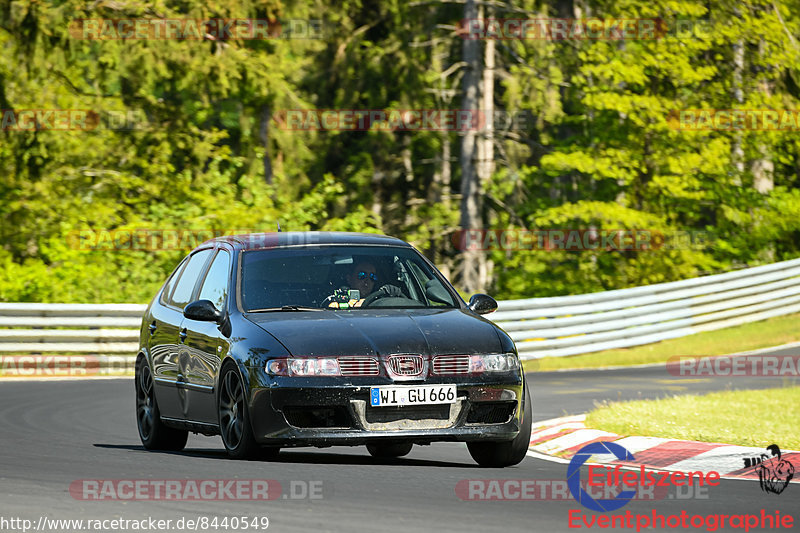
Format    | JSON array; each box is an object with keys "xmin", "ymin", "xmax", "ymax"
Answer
[
  {"xmin": 534, "ymin": 428, "xmax": 619, "ymax": 454},
  {"xmin": 612, "ymin": 436, "xmax": 672, "ymax": 454},
  {"xmin": 529, "ymin": 421, "xmax": 584, "ymax": 440},
  {"xmin": 665, "ymin": 445, "xmax": 779, "ymax": 474}
]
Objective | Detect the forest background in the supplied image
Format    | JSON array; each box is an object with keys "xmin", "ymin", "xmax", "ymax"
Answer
[{"xmin": 3, "ymin": 0, "xmax": 800, "ymax": 303}]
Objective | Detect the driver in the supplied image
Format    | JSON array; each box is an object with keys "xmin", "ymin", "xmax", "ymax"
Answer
[
  {"xmin": 347, "ymin": 261, "xmax": 378, "ymax": 296},
  {"xmin": 326, "ymin": 261, "xmax": 404, "ymax": 308}
]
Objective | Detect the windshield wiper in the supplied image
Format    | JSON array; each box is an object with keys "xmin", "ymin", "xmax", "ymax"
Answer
[{"xmin": 247, "ymin": 305, "xmax": 327, "ymax": 312}]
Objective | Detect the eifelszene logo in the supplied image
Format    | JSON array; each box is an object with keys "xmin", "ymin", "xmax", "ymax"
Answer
[
  {"xmin": 567, "ymin": 441, "xmax": 721, "ymax": 512},
  {"xmin": 744, "ymin": 444, "xmax": 795, "ymax": 495},
  {"xmin": 567, "ymin": 442, "xmax": 636, "ymax": 512}
]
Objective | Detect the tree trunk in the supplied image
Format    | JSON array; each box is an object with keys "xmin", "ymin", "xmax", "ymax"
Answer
[
  {"xmin": 259, "ymin": 104, "xmax": 273, "ymax": 185},
  {"xmin": 752, "ymin": 38, "xmax": 774, "ymax": 194},
  {"xmin": 432, "ymin": 133, "xmax": 453, "ymax": 280},
  {"xmin": 752, "ymin": 36, "xmax": 775, "ymax": 263},
  {"xmin": 459, "ymin": 0, "xmax": 484, "ymax": 294},
  {"xmin": 731, "ymin": 38, "xmax": 745, "ymax": 183},
  {"xmin": 372, "ymin": 170, "xmax": 384, "ymax": 220},
  {"xmin": 402, "ymin": 135, "xmax": 417, "ymax": 228},
  {"xmin": 476, "ymin": 16, "xmax": 495, "ymax": 291},
  {"xmin": 429, "ymin": 133, "xmax": 452, "ymax": 204}
]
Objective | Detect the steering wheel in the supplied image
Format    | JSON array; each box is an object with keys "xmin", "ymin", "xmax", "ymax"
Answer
[{"xmin": 361, "ymin": 284, "xmax": 405, "ymax": 307}]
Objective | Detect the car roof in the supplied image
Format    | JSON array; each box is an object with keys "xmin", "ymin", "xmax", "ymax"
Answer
[{"xmin": 204, "ymin": 231, "xmax": 412, "ymax": 251}]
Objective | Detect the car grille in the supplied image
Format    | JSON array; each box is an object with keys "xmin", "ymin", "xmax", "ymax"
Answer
[
  {"xmin": 387, "ymin": 355, "xmax": 424, "ymax": 376},
  {"xmin": 365, "ymin": 404, "xmax": 451, "ymax": 424},
  {"xmin": 351, "ymin": 399, "xmax": 463, "ymax": 430},
  {"xmin": 283, "ymin": 406, "xmax": 353, "ymax": 429},
  {"xmin": 466, "ymin": 401, "xmax": 517, "ymax": 424},
  {"xmin": 432, "ymin": 355, "xmax": 470, "ymax": 375},
  {"xmin": 338, "ymin": 357, "xmax": 380, "ymax": 376}
]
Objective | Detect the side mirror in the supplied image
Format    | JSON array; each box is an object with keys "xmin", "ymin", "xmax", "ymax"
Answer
[
  {"xmin": 468, "ymin": 293, "xmax": 498, "ymax": 315},
  {"xmin": 184, "ymin": 299, "xmax": 223, "ymax": 323}
]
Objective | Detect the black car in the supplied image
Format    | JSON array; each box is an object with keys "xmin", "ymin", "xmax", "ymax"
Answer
[{"xmin": 135, "ymin": 232, "xmax": 531, "ymax": 467}]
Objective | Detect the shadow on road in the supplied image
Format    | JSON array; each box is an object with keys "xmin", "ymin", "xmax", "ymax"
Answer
[{"xmin": 92, "ymin": 443, "xmax": 478, "ymax": 468}]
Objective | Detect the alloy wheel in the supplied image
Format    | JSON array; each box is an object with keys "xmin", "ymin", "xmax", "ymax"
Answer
[
  {"xmin": 136, "ymin": 363, "xmax": 155, "ymax": 440},
  {"xmin": 219, "ymin": 369, "xmax": 245, "ymax": 450}
]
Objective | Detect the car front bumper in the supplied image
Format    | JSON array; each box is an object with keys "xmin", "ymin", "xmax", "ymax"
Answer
[{"xmin": 244, "ymin": 371, "xmax": 525, "ymax": 447}]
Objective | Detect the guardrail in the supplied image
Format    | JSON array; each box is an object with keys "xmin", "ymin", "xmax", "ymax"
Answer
[
  {"xmin": 2, "ymin": 257, "xmax": 800, "ymax": 361},
  {"xmin": 494, "ymin": 257, "xmax": 800, "ymax": 359},
  {"xmin": 0, "ymin": 303, "xmax": 145, "ymax": 354}
]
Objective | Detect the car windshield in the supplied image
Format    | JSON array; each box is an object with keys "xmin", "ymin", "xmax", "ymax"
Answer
[{"xmin": 240, "ymin": 245, "xmax": 459, "ymax": 311}]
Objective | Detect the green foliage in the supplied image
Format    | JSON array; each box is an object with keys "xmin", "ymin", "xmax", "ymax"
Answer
[
  {"xmin": 491, "ymin": 201, "xmax": 718, "ymax": 298},
  {"xmin": 2, "ymin": 0, "xmax": 800, "ymax": 302}
]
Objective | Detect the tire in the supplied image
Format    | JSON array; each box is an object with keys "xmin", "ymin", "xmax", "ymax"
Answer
[
  {"xmin": 467, "ymin": 382, "xmax": 532, "ymax": 468},
  {"xmin": 366, "ymin": 442, "xmax": 413, "ymax": 458},
  {"xmin": 218, "ymin": 362, "xmax": 260, "ymax": 459},
  {"xmin": 135, "ymin": 357, "xmax": 188, "ymax": 451}
]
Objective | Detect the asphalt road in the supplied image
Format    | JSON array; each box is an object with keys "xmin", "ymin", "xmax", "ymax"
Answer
[{"xmin": 1, "ymin": 352, "xmax": 798, "ymax": 533}]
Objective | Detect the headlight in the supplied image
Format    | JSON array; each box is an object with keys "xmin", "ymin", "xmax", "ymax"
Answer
[
  {"xmin": 267, "ymin": 357, "xmax": 341, "ymax": 376},
  {"xmin": 470, "ymin": 353, "xmax": 520, "ymax": 373}
]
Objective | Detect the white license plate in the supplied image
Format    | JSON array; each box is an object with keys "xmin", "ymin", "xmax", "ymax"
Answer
[{"xmin": 370, "ymin": 385, "xmax": 457, "ymax": 407}]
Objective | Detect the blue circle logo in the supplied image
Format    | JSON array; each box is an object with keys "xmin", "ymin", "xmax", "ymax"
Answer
[{"xmin": 567, "ymin": 441, "xmax": 636, "ymax": 512}]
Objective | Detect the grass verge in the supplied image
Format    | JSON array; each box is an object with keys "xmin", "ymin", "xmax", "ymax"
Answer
[
  {"xmin": 585, "ymin": 386, "xmax": 800, "ymax": 449},
  {"xmin": 522, "ymin": 312, "xmax": 800, "ymax": 372}
]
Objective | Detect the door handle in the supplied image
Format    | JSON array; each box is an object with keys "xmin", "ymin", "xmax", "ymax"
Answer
[
  {"xmin": 148, "ymin": 322, "xmax": 157, "ymax": 335},
  {"xmin": 179, "ymin": 328, "xmax": 188, "ymax": 343}
]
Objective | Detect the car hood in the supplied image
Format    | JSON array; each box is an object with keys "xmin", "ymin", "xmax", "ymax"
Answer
[{"xmin": 243, "ymin": 308, "xmax": 503, "ymax": 356}]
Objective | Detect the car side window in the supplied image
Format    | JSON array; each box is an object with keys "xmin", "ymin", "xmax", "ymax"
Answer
[
  {"xmin": 160, "ymin": 257, "xmax": 188, "ymax": 305},
  {"xmin": 408, "ymin": 258, "xmax": 455, "ymax": 306},
  {"xmin": 170, "ymin": 249, "xmax": 214, "ymax": 309},
  {"xmin": 197, "ymin": 250, "xmax": 231, "ymax": 310}
]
